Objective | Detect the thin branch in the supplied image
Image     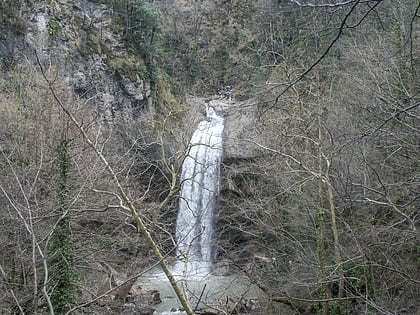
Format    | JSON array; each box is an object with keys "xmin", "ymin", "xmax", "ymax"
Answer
[
  {"xmin": 362, "ymin": 102, "xmax": 420, "ymax": 138},
  {"xmin": 0, "ymin": 153, "xmax": 54, "ymax": 314},
  {"xmin": 10, "ymin": 290, "xmax": 25, "ymax": 315},
  {"xmin": 363, "ymin": 198, "xmax": 416, "ymax": 230},
  {"xmin": 407, "ymin": 0, "xmax": 420, "ymax": 71},
  {"xmin": 272, "ymin": 295, "xmax": 356, "ymax": 303},
  {"xmin": 268, "ymin": 0, "xmax": 362, "ymax": 112},
  {"xmin": 372, "ymin": 263, "xmax": 420, "ymax": 284},
  {"xmin": 346, "ymin": 0, "xmax": 384, "ymax": 29},
  {"xmin": 246, "ymin": 139, "xmax": 321, "ymax": 179},
  {"xmin": 64, "ymin": 260, "xmax": 162, "ymax": 315},
  {"xmin": 71, "ymin": 205, "xmax": 129, "ymax": 213},
  {"xmin": 288, "ymin": 0, "xmax": 357, "ymax": 7}
]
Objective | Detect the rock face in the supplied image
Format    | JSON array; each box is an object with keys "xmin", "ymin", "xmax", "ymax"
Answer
[
  {"xmin": 0, "ymin": 0, "xmax": 152, "ymax": 121},
  {"xmin": 219, "ymin": 99, "xmax": 259, "ymax": 160}
]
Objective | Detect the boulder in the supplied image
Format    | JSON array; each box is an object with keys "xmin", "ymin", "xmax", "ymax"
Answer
[
  {"xmin": 121, "ymin": 75, "xmax": 145, "ymax": 101},
  {"xmin": 128, "ymin": 283, "xmax": 162, "ymax": 306},
  {"xmin": 121, "ymin": 303, "xmax": 155, "ymax": 315}
]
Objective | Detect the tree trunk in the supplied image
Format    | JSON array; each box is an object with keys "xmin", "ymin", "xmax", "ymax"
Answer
[
  {"xmin": 317, "ymin": 107, "xmax": 329, "ymax": 314},
  {"xmin": 325, "ymin": 159, "xmax": 345, "ymax": 298}
]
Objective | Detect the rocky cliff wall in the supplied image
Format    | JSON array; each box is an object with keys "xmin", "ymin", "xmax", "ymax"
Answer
[
  {"xmin": 208, "ymin": 98, "xmax": 259, "ymax": 160},
  {"xmin": 1, "ymin": 0, "xmax": 152, "ymax": 122},
  {"xmin": 222, "ymin": 100, "xmax": 259, "ymax": 160}
]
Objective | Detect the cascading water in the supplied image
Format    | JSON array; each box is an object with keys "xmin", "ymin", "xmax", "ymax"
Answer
[{"xmin": 175, "ymin": 105, "xmax": 224, "ymax": 276}]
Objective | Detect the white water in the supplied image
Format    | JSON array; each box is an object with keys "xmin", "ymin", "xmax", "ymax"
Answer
[{"xmin": 175, "ymin": 105, "xmax": 224, "ymax": 276}]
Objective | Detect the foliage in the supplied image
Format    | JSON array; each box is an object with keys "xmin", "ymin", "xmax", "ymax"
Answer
[
  {"xmin": 112, "ymin": 0, "xmax": 163, "ymax": 87},
  {"xmin": 134, "ymin": 3, "xmax": 161, "ymax": 87},
  {"xmin": 127, "ymin": 0, "xmax": 162, "ymax": 47},
  {"xmin": 105, "ymin": 51, "xmax": 148, "ymax": 81},
  {"xmin": 47, "ymin": 19, "xmax": 61, "ymax": 36}
]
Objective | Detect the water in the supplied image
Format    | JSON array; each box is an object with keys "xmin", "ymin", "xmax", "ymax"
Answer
[
  {"xmin": 140, "ymin": 267, "xmax": 263, "ymax": 314},
  {"xmin": 175, "ymin": 105, "xmax": 224, "ymax": 275}
]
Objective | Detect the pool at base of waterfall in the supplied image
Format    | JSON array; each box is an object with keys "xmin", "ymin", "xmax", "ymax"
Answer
[{"xmin": 136, "ymin": 262, "xmax": 266, "ymax": 315}]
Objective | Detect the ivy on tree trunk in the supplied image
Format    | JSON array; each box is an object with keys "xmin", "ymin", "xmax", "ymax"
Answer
[{"xmin": 48, "ymin": 139, "xmax": 77, "ymax": 314}]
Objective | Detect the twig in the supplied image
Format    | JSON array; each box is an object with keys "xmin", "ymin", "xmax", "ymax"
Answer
[
  {"xmin": 272, "ymin": 0, "xmax": 361, "ymax": 106},
  {"xmin": 288, "ymin": 0, "xmax": 358, "ymax": 7},
  {"xmin": 194, "ymin": 283, "xmax": 207, "ymax": 313}
]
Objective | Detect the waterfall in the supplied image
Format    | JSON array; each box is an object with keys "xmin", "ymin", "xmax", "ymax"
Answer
[
  {"xmin": 139, "ymin": 103, "xmax": 264, "ymax": 315},
  {"xmin": 175, "ymin": 105, "xmax": 224, "ymax": 275}
]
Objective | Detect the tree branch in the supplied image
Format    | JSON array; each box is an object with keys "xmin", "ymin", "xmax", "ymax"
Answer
[
  {"xmin": 269, "ymin": 0, "xmax": 362, "ymax": 111},
  {"xmin": 288, "ymin": 0, "xmax": 357, "ymax": 8}
]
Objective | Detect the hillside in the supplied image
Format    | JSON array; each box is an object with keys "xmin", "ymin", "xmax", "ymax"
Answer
[{"xmin": 0, "ymin": 0, "xmax": 419, "ymax": 314}]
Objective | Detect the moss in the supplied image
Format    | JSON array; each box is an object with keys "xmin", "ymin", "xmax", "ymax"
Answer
[
  {"xmin": 49, "ymin": 139, "xmax": 78, "ymax": 314},
  {"xmin": 105, "ymin": 53, "xmax": 148, "ymax": 82},
  {"xmin": 151, "ymin": 71, "xmax": 187, "ymax": 124},
  {"xmin": 47, "ymin": 19, "xmax": 61, "ymax": 36},
  {"xmin": 76, "ymin": 24, "xmax": 113, "ymax": 59},
  {"xmin": 71, "ymin": 10, "xmax": 148, "ymax": 82},
  {"xmin": 109, "ymin": 15, "xmax": 124, "ymax": 35}
]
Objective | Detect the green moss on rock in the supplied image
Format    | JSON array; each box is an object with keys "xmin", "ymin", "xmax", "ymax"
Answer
[
  {"xmin": 47, "ymin": 19, "xmax": 61, "ymax": 36},
  {"xmin": 105, "ymin": 53, "xmax": 148, "ymax": 82}
]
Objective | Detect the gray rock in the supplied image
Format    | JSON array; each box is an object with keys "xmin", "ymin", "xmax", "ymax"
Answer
[
  {"xmin": 121, "ymin": 76, "xmax": 145, "ymax": 101},
  {"xmin": 72, "ymin": 71, "xmax": 87, "ymax": 91},
  {"xmin": 128, "ymin": 284, "xmax": 162, "ymax": 306},
  {"xmin": 121, "ymin": 303, "xmax": 155, "ymax": 315},
  {"xmin": 222, "ymin": 99, "xmax": 259, "ymax": 160}
]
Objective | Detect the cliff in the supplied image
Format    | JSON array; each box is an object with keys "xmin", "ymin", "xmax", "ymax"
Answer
[{"xmin": 1, "ymin": 0, "xmax": 153, "ymax": 122}]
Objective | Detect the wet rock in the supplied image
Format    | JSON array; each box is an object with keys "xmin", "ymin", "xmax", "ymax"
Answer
[
  {"xmin": 128, "ymin": 284, "xmax": 162, "ymax": 306},
  {"xmin": 212, "ymin": 259, "xmax": 236, "ymax": 276},
  {"xmin": 208, "ymin": 99, "xmax": 232, "ymax": 114}
]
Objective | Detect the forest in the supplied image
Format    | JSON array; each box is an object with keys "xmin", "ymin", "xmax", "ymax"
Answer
[{"xmin": 0, "ymin": 0, "xmax": 418, "ymax": 314}]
